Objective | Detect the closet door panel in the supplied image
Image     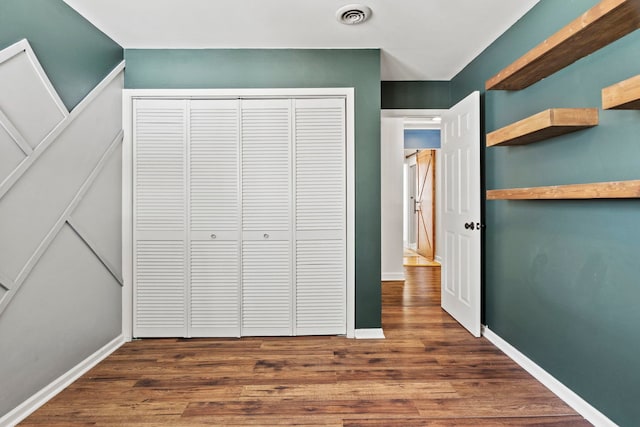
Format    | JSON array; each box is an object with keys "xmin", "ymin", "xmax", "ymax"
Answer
[
  {"xmin": 242, "ymin": 240, "xmax": 291, "ymax": 336},
  {"xmin": 134, "ymin": 100, "xmax": 187, "ymax": 233},
  {"xmin": 133, "ymin": 99, "xmax": 187, "ymax": 337},
  {"xmin": 135, "ymin": 240, "xmax": 186, "ymax": 336},
  {"xmin": 294, "ymin": 98, "xmax": 346, "ymax": 335},
  {"xmin": 190, "ymin": 100, "xmax": 239, "ymax": 233},
  {"xmin": 295, "ymin": 98, "xmax": 345, "ymax": 237},
  {"xmin": 188, "ymin": 100, "xmax": 241, "ymax": 337},
  {"xmin": 190, "ymin": 240, "xmax": 239, "ymax": 336},
  {"xmin": 241, "ymin": 99, "xmax": 291, "ymax": 233},
  {"xmin": 241, "ymin": 99, "xmax": 292, "ymax": 335},
  {"xmin": 296, "ymin": 240, "xmax": 345, "ymax": 335}
]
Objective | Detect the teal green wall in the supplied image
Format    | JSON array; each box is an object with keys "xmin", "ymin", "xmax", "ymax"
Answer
[
  {"xmin": 381, "ymin": 81, "xmax": 451, "ymax": 109},
  {"xmin": 451, "ymin": 1, "xmax": 640, "ymax": 425},
  {"xmin": 125, "ymin": 49, "xmax": 382, "ymax": 328},
  {"xmin": 0, "ymin": 0, "xmax": 123, "ymax": 110}
]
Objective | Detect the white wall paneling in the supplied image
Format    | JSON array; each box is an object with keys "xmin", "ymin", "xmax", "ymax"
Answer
[
  {"xmin": 125, "ymin": 89, "xmax": 354, "ymax": 338},
  {"xmin": 0, "ymin": 40, "xmax": 67, "ymax": 152},
  {"xmin": 0, "ymin": 39, "xmax": 124, "ymax": 422},
  {"xmin": 0, "ymin": 64, "xmax": 124, "ymax": 314},
  {"xmin": 0, "ymin": 40, "xmax": 125, "ymax": 201}
]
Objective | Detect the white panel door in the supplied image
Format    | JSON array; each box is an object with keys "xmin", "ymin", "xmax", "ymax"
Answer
[
  {"xmin": 294, "ymin": 98, "xmax": 346, "ymax": 335},
  {"xmin": 240, "ymin": 99, "xmax": 292, "ymax": 336},
  {"xmin": 133, "ymin": 99, "xmax": 187, "ymax": 337},
  {"xmin": 188, "ymin": 100, "xmax": 240, "ymax": 337},
  {"xmin": 441, "ymin": 91, "xmax": 481, "ymax": 337}
]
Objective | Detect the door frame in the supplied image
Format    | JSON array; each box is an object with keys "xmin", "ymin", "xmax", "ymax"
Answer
[
  {"xmin": 381, "ymin": 109, "xmax": 446, "ymax": 263},
  {"xmin": 122, "ymin": 88, "xmax": 356, "ymax": 341}
]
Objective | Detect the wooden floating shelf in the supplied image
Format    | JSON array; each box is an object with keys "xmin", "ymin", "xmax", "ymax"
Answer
[
  {"xmin": 602, "ymin": 74, "xmax": 640, "ymax": 109},
  {"xmin": 486, "ymin": 0, "xmax": 640, "ymax": 91},
  {"xmin": 486, "ymin": 108, "xmax": 599, "ymax": 147},
  {"xmin": 487, "ymin": 180, "xmax": 640, "ymax": 200}
]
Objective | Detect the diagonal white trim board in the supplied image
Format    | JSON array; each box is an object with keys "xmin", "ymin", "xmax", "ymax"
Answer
[
  {"xmin": 0, "ymin": 39, "xmax": 68, "ymax": 118},
  {"xmin": 0, "ymin": 334, "xmax": 124, "ymax": 427},
  {"xmin": 67, "ymin": 214, "xmax": 124, "ymax": 286},
  {"xmin": 483, "ymin": 326, "xmax": 617, "ymax": 427},
  {"xmin": 0, "ymin": 108, "xmax": 32, "ymax": 156}
]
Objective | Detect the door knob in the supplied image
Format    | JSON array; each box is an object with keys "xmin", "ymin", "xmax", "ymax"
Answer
[{"xmin": 464, "ymin": 222, "xmax": 475, "ymax": 230}]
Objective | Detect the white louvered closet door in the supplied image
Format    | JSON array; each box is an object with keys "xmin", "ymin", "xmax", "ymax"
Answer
[
  {"xmin": 133, "ymin": 99, "xmax": 188, "ymax": 337},
  {"xmin": 189, "ymin": 100, "xmax": 241, "ymax": 337},
  {"xmin": 294, "ymin": 98, "xmax": 346, "ymax": 335},
  {"xmin": 241, "ymin": 99, "xmax": 293, "ymax": 336}
]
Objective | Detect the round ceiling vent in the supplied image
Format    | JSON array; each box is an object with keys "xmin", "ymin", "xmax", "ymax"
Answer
[{"xmin": 336, "ymin": 4, "xmax": 372, "ymax": 25}]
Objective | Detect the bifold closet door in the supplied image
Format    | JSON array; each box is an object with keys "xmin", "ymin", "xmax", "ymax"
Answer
[
  {"xmin": 294, "ymin": 98, "xmax": 346, "ymax": 335},
  {"xmin": 240, "ymin": 99, "xmax": 292, "ymax": 336},
  {"xmin": 133, "ymin": 99, "xmax": 241, "ymax": 338},
  {"xmin": 189, "ymin": 100, "xmax": 240, "ymax": 337},
  {"xmin": 133, "ymin": 99, "xmax": 188, "ymax": 337},
  {"xmin": 133, "ymin": 96, "xmax": 346, "ymax": 338}
]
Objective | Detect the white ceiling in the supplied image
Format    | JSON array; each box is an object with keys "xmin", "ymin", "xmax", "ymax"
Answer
[{"xmin": 63, "ymin": 0, "xmax": 539, "ymax": 81}]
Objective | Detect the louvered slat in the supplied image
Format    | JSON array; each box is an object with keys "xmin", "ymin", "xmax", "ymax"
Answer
[
  {"xmin": 242, "ymin": 240, "xmax": 291, "ymax": 336},
  {"xmin": 241, "ymin": 100, "xmax": 290, "ymax": 232},
  {"xmin": 190, "ymin": 100, "xmax": 239, "ymax": 232},
  {"xmin": 296, "ymin": 240, "xmax": 346, "ymax": 335},
  {"xmin": 190, "ymin": 240, "xmax": 240, "ymax": 337},
  {"xmin": 134, "ymin": 101, "xmax": 186, "ymax": 231},
  {"xmin": 134, "ymin": 240, "xmax": 186, "ymax": 336},
  {"xmin": 295, "ymin": 100, "xmax": 345, "ymax": 233}
]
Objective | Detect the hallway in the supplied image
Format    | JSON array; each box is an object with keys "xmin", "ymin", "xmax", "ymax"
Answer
[{"xmin": 21, "ymin": 267, "xmax": 589, "ymax": 426}]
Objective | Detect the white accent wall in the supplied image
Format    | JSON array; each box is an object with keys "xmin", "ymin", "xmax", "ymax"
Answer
[{"xmin": 0, "ymin": 40, "xmax": 124, "ymax": 418}]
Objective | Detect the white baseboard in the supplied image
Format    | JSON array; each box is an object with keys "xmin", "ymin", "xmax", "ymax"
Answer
[
  {"xmin": 482, "ymin": 327, "xmax": 616, "ymax": 427},
  {"xmin": 381, "ymin": 272, "xmax": 405, "ymax": 281},
  {"xmin": 0, "ymin": 335, "xmax": 125, "ymax": 427},
  {"xmin": 355, "ymin": 328, "xmax": 385, "ymax": 339}
]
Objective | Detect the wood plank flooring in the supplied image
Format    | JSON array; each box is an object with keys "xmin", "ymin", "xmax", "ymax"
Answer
[
  {"xmin": 20, "ymin": 267, "xmax": 590, "ymax": 426},
  {"xmin": 403, "ymin": 249, "xmax": 441, "ymax": 267}
]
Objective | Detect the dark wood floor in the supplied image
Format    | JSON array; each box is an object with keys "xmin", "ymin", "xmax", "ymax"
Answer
[{"xmin": 21, "ymin": 267, "xmax": 590, "ymax": 426}]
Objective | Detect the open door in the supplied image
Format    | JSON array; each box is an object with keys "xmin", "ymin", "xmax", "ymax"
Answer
[
  {"xmin": 440, "ymin": 91, "xmax": 481, "ymax": 337},
  {"xmin": 416, "ymin": 150, "xmax": 435, "ymax": 260}
]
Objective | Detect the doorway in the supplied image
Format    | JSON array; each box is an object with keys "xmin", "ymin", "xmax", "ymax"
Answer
[
  {"xmin": 381, "ymin": 109, "xmax": 444, "ymax": 281},
  {"xmin": 381, "ymin": 93, "xmax": 481, "ymax": 337}
]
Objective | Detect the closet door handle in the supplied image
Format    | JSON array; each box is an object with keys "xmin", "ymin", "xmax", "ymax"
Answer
[
  {"xmin": 263, "ymin": 233, "xmax": 270, "ymax": 239},
  {"xmin": 210, "ymin": 234, "xmax": 217, "ymax": 239}
]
